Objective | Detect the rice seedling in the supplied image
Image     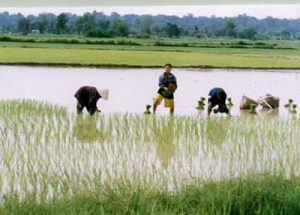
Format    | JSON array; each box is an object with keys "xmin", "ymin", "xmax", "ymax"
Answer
[
  {"xmin": 249, "ymin": 103, "xmax": 258, "ymax": 114},
  {"xmin": 283, "ymin": 99, "xmax": 297, "ymax": 114},
  {"xmin": 196, "ymin": 97, "xmax": 206, "ymax": 110},
  {"xmin": 144, "ymin": 104, "xmax": 152, "ymax": 115},
  {"xmin": 290, "ymin": 103, "xmax": 297, "ymax": 113},
  {"xmin": 1, "ymin": 99, "xmax": 300, "ymax": 214},
  {"xmin": 227, "ymin": 97, "xmax": 234, "ymax": 106},
  {"xmin": 284, "ymin": 98, "xmax": 294, "ymax": 108}
]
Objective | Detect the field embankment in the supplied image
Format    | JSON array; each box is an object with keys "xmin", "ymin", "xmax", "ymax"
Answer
[{"xmin": 1, "ymin": 35, "xmax": 300, "ymax": 68}]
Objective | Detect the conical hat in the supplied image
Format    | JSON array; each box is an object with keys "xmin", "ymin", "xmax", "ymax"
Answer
[{"xmin": 98, "ymin": 89, "xmax": 109, "ymax": 100}]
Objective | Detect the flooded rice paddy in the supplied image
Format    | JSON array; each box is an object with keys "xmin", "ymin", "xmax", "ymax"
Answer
[
  {"xmin": 1, "ymin": 65, "xmax": 300, "ymax": 116},
  {"xmin": 1, "ymin": 66, "xmax": 300, "ymax": 199}
]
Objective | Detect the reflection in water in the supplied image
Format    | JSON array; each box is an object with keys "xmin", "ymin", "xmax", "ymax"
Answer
[
  {"xmin": 239, "ymin": 109, "xmax": 252, "ymax": 117},
  {"xmin": 239, "ymin": 108, "xmax": 279, "ymax": 117},
  {"xmin": 258, "ymin": 108, "xmax": 279, "ymax": 117},
  {"xmin": 73, "ymin": 115, "xmax": 106, "ymax": 143},
  {"xmin": 196, "ymin": 109, "xmax": 205, "ymax": 117},
  {"xmin": 153, "ymin": 118, "xmax": 175, "ymax": 169},
  {"xmin": 205, "ymin": 119, "xmax": 228, "ymax": 146}
]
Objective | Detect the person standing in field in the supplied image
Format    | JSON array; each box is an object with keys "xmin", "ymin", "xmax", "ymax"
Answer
[
  {"xmin": 74, "ymin": 86, "xmax": 109, "ymax": 115},
  {"xmin": 153, "ymin": 63, "xmax": 177, "ymax": 116},
  {"xmin": 207, "ymin": 87, "xmax": 230, "ymax": 116}
]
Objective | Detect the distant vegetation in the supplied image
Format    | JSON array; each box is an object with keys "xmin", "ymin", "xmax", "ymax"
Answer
[
  {"xmin": 1, "ymin": 11, "xmax": 300, "ymax": 40},
  {"xmin": 0, "ymin": 35, "xmax": 141, "ymax": 45},
  {"xmin": 0, "ymin": 35, "xmax": 295, "ymax": 50}
]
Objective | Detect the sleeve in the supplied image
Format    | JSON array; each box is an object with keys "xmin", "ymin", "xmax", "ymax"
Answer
[
  {"xmin": 173, "ymin": 76, "xmax": 178, "ymax": 88},
  {"xmin": 159, "ymin": 75, "xmax": 165, "ymax": 88},
  {"xmin": 158, "ymin": 75, "xmax": 164, "ymax": 87}
]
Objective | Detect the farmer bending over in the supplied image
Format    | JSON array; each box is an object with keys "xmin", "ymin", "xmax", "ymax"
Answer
[
  {"xmin": 208, "ymin": 87, "xmax": 230, "ymax": 116},
  {"xmin": 75, "ymin": 86, "xmax": 108, "ymax": 115},
  {"xmin": 153, "ymin": 63, "xmax": 177, "ymax": 116}
]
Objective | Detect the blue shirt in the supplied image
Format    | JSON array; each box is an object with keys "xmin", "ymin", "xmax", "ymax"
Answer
[
  {"xmin": 208, "ymin": 87, "xmax": 227, "ymax": 105},
  {"xmin": 159, "ymin": 72, "xmax": 177, "ymax": 88},
  {"xmin": 157, "ymin": 72, "xmax": 177, "ymax": 99}
]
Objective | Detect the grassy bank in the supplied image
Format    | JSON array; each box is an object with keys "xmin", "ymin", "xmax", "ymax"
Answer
[
  {"xmin": 1, "ymin": 99, "xmax": 300, "ymax": 214},
  {"xmin": 0, "ymin": 35, "xmax": 300, "ymax": 68},
  {"xmin": 2, "ymin": 175, "xmax": 300, "ymax": 215}
]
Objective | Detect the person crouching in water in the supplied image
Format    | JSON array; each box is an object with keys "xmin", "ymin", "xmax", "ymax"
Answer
[
  {"xmin": 207, "ymin": 87, "xmax": 230, "ymax": 116},
  {"xmin": 75, "ymin": 86, "xmax": 109, "ymax": 115},
  {"xmin": 153, "ymin": 63, "xmax": 177, "ymax": 116}
]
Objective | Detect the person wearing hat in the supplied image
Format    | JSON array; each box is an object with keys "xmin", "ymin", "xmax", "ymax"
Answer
[
  {"xmin": 153, "ymin": 63, "xmax": 177, "ymax": 116},
  {"xmin": 207, "ymin": 87, "xmax": 230, "ymax": 116},
  {"xmin": 74, "ymin": 86, "xmax": 109, "ymax": 115}
]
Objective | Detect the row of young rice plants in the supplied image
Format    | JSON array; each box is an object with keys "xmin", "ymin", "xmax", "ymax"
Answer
[{"xmin": 1, "ymin": 99, "xmax": 300, "ymax": 214}]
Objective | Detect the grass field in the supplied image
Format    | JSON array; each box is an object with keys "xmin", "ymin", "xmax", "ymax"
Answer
[
  {"xmin": 1, "ymin": 35, "xmax": 300, "ymax": 68},
  {"xmin": 1, "ymin": 99, "xmax": 300, "ymax": 214}
]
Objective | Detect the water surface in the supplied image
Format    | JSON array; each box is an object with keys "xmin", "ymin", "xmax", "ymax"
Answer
[{"xmin": 1, "ymin": 66, "xmax": 299, "ymax": 116}]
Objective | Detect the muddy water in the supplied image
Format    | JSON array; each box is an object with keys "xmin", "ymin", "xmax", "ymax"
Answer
[{"xmin": 1, "ymin": 65, "xmax": 300, "ymax": 116}]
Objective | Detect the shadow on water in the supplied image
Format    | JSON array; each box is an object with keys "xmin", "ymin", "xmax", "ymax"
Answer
[
  {"xmin": 72, "ymin": 115, "xmax": 107, "ymax": 143},
  {"xmin": 153, "ymin": 118, "xmax": 176, "ymax": 169}
]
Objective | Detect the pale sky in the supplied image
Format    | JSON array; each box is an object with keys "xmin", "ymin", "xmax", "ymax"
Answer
[{"xmin": 0, "ymin": 4, "xmax": 300, "ymax": 19}]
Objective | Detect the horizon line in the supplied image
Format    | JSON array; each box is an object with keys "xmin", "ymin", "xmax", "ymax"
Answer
[{"xmin": 1, "ymin": 5, "xmax": 300, "ymax": 19}]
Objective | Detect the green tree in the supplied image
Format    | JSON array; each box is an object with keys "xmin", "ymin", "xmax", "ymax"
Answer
[
  {"xmin": 142, "ymin": 15, "xmax": 153, "ymax": 35},
  {"xmin": 280, "ymin": 30, "xmax": 291, "ymax": 40},
  {"xmin": 55, "ymin": 13, "xmax": 68, "ymax": 34},
  {"xmin": 238, "ymin": 27, "xmax": 257, "ymax": 40},
  {"xmin": 98, "ymin": 19, "xmax": 110, "ymax": 30},
  {"xmin": 75, "ymin": 13, "xmax": 96, "ymax": 35},
  {"xmin": 162, "ymin": 23, "xmax": 181, "ymax": 38},
  {"xmin": 224, "ymin": 19, "xmax": 237, "ymax": 38},
  {"xmin": 193, "ymin": 25, "xmax": 199, "ymax": 36},
  {"xmin": 112, "ymin": 20, "xmax": 129, "ymax": 37},
  {"xmin": 36, "ymin": 15, "xmax": 49, "ymax": 34},
  {"xmin": 17, "ymin": 18, "xmax": 30, "ymax": 35},
  {"xmin": 193, "ymin": 26, "xmax": 206, "ymax": 38}
]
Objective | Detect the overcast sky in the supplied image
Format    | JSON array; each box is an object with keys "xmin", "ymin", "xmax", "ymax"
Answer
[{"xmin": 1, "ymin": 4, "xmax": 300, "ymax": 19}]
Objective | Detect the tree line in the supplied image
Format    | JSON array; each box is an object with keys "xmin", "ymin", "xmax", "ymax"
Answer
[{"xmin": 1, "ymin": 11, "xmax": 300, "ymax": 40}]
